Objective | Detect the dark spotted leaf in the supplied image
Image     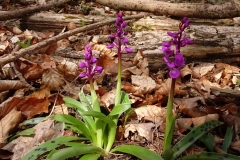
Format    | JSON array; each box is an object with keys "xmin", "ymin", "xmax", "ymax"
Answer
[
  {"xmin": 222, "ymin": 127, "xmax": 233, "ymax": 152},
  {"xmin": 172, "ymin": 120, "xmax": 223, "ymax": 159},
  {"xmin": 22, "ymin": 136, "xmax": 81, "ymax": 160},
  {"xmin": 112, "ymin": 145, "xmax": 163, "ymax": 160},
  {"xmin": 181, "ymin": 152, "xmax": 240, "ymax": 160}
]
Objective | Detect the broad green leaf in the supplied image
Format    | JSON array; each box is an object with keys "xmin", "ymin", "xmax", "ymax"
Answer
[
  {"xmin": 65, "ymin": 142, "xmax": 90, "ymax": 147},
  {"xmin": 79, "ymin": 153, "xmax": 100, "ymax": 160},
  {"xmin": 199, "ymin": 133, "xmax": 215, "ymax": 152},
  {"xmin": 82, "ymin": 111, "xmax": 116, "ymax": 128},
  {"xmin": 51, "ymin": 114, "xmax": 93, "ymax": 141},
  {"xmin": 46, "ymin": 145, "xmax": 102, "ymax": 160},
  {"xmin": 112, "ymin": 145, "xmax": 163, "ymax": 160},
  {"xmin": 63, "ymin": 97, "xmax": 96, "ymax": 132},
  {"xmin": 20, "ymin": 117, "xmax": 45, "ymax": 126},
  {"xmin": 172, "ymin": 120, "xmax": 223, "ymax": 159},
  {"xmin": 120, "ymin": 91, "xmax": 131, "ymax": 104},
  {"xmin": 22, "ymin": 136, "xmax": 80, "ymax": 160},
  {"xmin": 222, "ymin": 127, "xmax": 233, "ymax": 152},
  {"xmin": 109, "ymin": 103, "xmax": 131, "ymax": 117},
  {"xmin": 181, "ymin": 152, "xmax": 240, "ymax": 160}
]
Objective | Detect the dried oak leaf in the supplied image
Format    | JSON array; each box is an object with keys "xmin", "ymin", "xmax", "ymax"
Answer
[
  {"xmin": 192, "ymin": 114, "xmax": 219, "ymax": 127},
  {"xmin": 41, "ymin": 68, "xmax": 65, "ymax": 91},
  {"xmin": 0, "ymin": 88, "xmax": 50, "ymax": 119},
  {"xmin": 157, "ymin": 78, "xmax": 186, "ymax": 96},
  {"xmin": 193, "ymin": 62, "xmax": 215, "ymax": 78},
  {"xmin": 0, "ymin": 80, "xmax": 26, "ymax": 92},
  {"xmin": 2, "ymin": 119, "xmax": 64, "ymax": 160},
  {"xmin": 176, "ymin": 118, "xmax": 193, "ymax": 133},
  {"xmin": 134, "ymin": 105, "xmax": 166, "ymax": 126},
  {"xmin": 0, "ymin": 108, "xmax": 22, "ymax": 145},
  {"xmin": 131, "ymin": 75, "xmax": 158, "ymax": 94},
  {"xmin": 124, "ymin": 123, "xmax": 155, "ymax": 142},
  {"xmin": 231, "ymin": 140, "xmax": 240, "ymax": 152}
]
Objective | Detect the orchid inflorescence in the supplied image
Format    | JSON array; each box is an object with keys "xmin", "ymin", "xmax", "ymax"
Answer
[
  {"xmin": 107, "ymin": 13, "xmax": 133, "ymax": 54},
  {"xmin": 161, "ymin": 17, "xmax": 194, "ymax": 78},
  {"xmin": 79, "ymin": 44, "xmax": 103, "ymax": 80}
]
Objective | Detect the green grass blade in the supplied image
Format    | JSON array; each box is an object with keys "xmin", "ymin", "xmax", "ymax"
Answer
[
  {"xmin": 172, "ymin": 120, "xmax": 223, "ymax": 159},
  {"xmin": 112, "ymin": 145, "xmax": 163, "ymax": 160},
  {"xmin": 222, "ymin": 127, "xmax": 233, "ymax": 152},
  {"xmin": 181, "ymin": 152, "xmax": 240, "ymax": 160},
  {"xmin": 51, "ymin": 114, "xmax": 93, "ymax": 141},
  {"xmin": 46, "ymin": 145, "xmax": 102, "ymax": 160},
  {"xmin": 22, "ymin": 136, "xmax": 81, "ymax": 160}
]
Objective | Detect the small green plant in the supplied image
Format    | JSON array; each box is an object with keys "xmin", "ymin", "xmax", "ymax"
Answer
[{"xmin": 17, "ymin": 39, "xmax": 31, "ymax": 48}]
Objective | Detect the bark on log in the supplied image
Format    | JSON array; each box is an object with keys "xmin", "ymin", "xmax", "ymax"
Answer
[
  {"xmin": 94, "ymin": 0, "xmax": 240, "ymax": 19},
  {"xmin": 0, "ymin": 0, "xmax": 71, "ymax": 21},
  {"xmin": 0, "ymin": 13, "xmax": 148, "ymax": 68},
  {"xmin": 53, "ymin": 15, "xmax": 240, "ymax": 71}
]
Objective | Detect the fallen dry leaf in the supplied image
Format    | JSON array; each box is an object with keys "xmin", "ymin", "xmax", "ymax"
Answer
[
  {"xmin": 0, "ymin": 80, "xmax": 26, "ymax": 92},
  {"xmin": 131, "ymin": 75, "xmax": 158, "ymax": 94},
  {"xmin": 0, "ymin": 108, "xmax": 22, "ymax": 145},
  {"xmin": 134, "ymin": 105, "xmax": 165, "ymax": 126},
  {"xmin": 193, "ymin": 62, "xmax": 215, "ymax": 78},
  {"xmin": 2, "ymin": 119, "xmax": 64, "ymax": 160},
  {"xmin": 41, "ymin": 68, "xmax": 66, "ymax": 91},
  {"xmin": 124, "ymin": 123, "xmax": 155, "ymax": 142},
  {"xmin": 231, "ymin": 140, "xmax": 240, "ymax": 152},
  {"xmin": 192, "ymin": 114, "xmax": 219, "ymax": 127},
  {"xmin": 157, "ymin": 78, "xmax": 186, "ymax": 96},
  {"xmin": 176, "ymin": 118, "xmax": 193, "ymax": 133}
]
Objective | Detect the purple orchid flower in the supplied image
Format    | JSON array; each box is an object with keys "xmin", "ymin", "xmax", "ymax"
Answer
[
  {"xmin": 79, "ymin": 45, "xmax": 102, "ymax": 80},
  {"xmin": 107, "ymin": 13, "xmax": 133, "ymax": 54},
  {"xmin": 160, "ymin": 17, "xmax": 194, "ymax": 78}
]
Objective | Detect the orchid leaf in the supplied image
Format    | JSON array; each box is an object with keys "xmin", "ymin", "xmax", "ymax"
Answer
[
  {"xmin": 46, "ymin": 145, "xmax": 102, "ymax": 160},
  {"xmin": 199, "ymin": 133, "xmax": 215, "ymax": 152},
  {"xmin": 181, "ymin": 152, "xmax": 240, "ymax": 160},
  {"xmin": 51, "ymin": 114, "xmax": 92, "ymax": 141},
  {"xmin": 112, "ymin": 145, "xmax": 163, "ymax": 160},
  {"xmin": 82, "ymin": 111, "xmax": 116, "ymax": 128},
  {"xmin": 80, "ymin": 153, "xmax": 100, "ymax": 160},
  {"xmin": 63, "ymin": 97, "xmax": 96, "ymax": 132},
  {"xmin": 22, "ymin": 136, "xmax": 81, "ymax": 160},
  {"xmin": 222, "ymin": 127, "xmax": 233, "ymax": 152},
  {"xmin": 172, "ymin": 120, "xmax": 223, "ymax": 159}
]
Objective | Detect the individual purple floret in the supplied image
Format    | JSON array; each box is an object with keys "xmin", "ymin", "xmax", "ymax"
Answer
[
  {"xmin": 107, "ymin": 13, "xmax": 133, "ymax": 54},
  {"xmin": 79, "ymin": 45, "xmax": 102, "ymax": 80},
  {"xmin": 160, "ymin": 17, "xmax": 194, "ymax": 78}
]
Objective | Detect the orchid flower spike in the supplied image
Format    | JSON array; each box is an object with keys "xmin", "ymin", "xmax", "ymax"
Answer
[
  {"xmin": 79, "ymin": 45, "xmax": 103, "ymax": 80},
  {"xmin": 107, "ymin": 13, "xmax": 133, "ymax": 54},
  {"xmin": 160, "ymin": 17, "xmax": 194, "ymax": 78}
]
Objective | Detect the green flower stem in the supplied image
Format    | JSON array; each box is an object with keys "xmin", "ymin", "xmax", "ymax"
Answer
[
  {"xmin": 106, "ymin": 45, "xmax": 122, "ymax": 152},
  {"xmin": 163, "ymin": 78, "xmax": 176, "ymax": 153},
  {"xmin": 90, "ymin": 79, "xmax": 103, "ymax": 148},
  {"xmin": 115, "ymin": 53, "xmax": 122, "ymax": 106}
]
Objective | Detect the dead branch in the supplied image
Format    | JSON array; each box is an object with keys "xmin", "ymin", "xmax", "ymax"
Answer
[
  {"xmin": 0, "ymin": 13, "xmax": 149, "ymax": 68},
  {"xmin": 95, "ymin": 0, "xmax": 239, "ymax": 19},
  {"xmin": 211, "ymin": 87, "xmax": 240, "ymax": 98},
  {"xmin": 0, "ymin": 0, "xmax": 71, "ymax": 21}
]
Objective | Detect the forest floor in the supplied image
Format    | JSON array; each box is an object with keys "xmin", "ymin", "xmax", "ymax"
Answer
[{"xmin": 0, "ymin": 0, "xmax": 240, "ymax": 160}]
